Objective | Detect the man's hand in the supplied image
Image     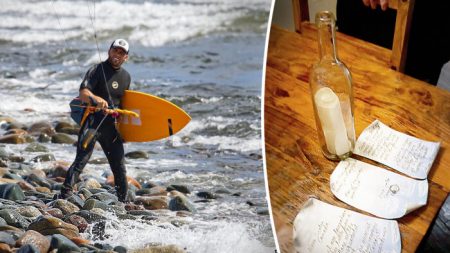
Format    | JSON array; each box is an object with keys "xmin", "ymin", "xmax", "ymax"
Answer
[
  {"xmin": 362, "ymin": 0, "xmax": 389, "ymax": 11},
  {"xmin": 79, "ymin": 88, "xmax": 108, "ymax": 109}
]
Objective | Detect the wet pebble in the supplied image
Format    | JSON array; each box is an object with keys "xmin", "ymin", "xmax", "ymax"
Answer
[
  {"xmin": 125, "ymin": 150, "xmax": 149, "ymax": 159},
  {"xmin": 16, "ymin": 230, "xmax": 51, "ymax": 253},
  {"xmin": 31, "ymin": 153, "xmax": 55, "ymax": 163},
  {"xmin": 166, "ymin": 185, "xmax": 191, "ymax": 194},
  {"xmin": 28, "ymin": 215, "xmax": 80, "ymax": 239},
  {"xmin": 0, "ymin": 184, "xmax": 25, "ymax": 201},
  {"xmin": 51, "ymin": 133, "xmax": 75, "ymax": 144},
  {"xmin": 169, "ymin": 195, "xmax": 196, "ymax": 213},
  {"xmin": 24, "ymin": 143, "xmax": 49, "ymax": 152},
  {"xmin": 50, "ymin": 234, "xmax": 81, "ymax": 252},
  {"xmin": 134, "ymin": 196, "xmax": 169, "ymax": 210}
]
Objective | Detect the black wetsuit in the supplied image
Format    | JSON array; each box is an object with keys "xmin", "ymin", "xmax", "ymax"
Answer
[{"xmin": 62, "ymin": 60, "xmax": 131, "ymax": 202}]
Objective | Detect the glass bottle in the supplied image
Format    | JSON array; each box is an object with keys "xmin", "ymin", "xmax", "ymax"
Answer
[{"xmin": 309, "ymin": 11, "xmax": 356, "ymax": 161}]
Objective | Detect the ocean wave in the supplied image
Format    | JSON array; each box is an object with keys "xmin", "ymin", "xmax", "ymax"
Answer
[
  {"xmin": 0, "ymin": 0, "xmax": 271, "ymax": 46},
  {"xmin": 94, "ymin": 215, "xmax": 273, "ymax": 253}
]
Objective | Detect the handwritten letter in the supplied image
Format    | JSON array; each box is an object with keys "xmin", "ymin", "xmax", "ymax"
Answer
[
  {"xmin": 354, "ymin": 120, "xmax": 440, "ymax": 179},
  {"xmin": 330, "ymin": 158, "xmax": 428, "ymax": 219},
  {"xmin": 293, "ymin": 198, "xmax": 401, "ymax": 253}
]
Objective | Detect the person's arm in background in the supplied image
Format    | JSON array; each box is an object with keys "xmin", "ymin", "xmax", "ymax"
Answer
[{"xmin": 362, "ymin": 0, "xmax": 389, "ymax": 11}]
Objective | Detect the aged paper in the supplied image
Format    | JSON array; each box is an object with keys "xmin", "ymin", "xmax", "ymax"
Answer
[
  {"xmin": 330, "ymin": 158, "xmax": 428, "ymax": 219},
  {"xmin": 293, "ymin": 198, "xmax": 401, "ymax": 253},
  {"xmin": 354, "ymin": 120, "xmax": 440, "ymax": 179}
]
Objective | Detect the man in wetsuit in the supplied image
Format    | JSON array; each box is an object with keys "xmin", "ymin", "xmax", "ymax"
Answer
[{"xmin": 60, "ymin": 39, "xmax": 131, "ymax": 202}]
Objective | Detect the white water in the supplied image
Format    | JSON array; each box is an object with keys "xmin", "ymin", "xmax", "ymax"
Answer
[{"xmin": 0, "ymin": 0, "xmax": 270, "ymax": 46}]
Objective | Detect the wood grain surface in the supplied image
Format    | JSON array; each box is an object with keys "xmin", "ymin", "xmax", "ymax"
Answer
[{"xmin": 264, "ymin": 24, "xmax": 450, "ymax": 253}]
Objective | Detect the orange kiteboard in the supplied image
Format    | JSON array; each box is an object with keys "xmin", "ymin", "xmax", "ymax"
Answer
[{"xmin": 118, "ymin": 90, "xmax": 191, "ymax": 142}]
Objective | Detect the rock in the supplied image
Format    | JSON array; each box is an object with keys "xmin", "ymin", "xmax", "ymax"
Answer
[
  {"xmin": 17, "ymin": 244, "xmax": 40, "ymax": 253},
  {"xmin": 82, "ymin": 199, "xmax": 107, "ymax": 211},
  {"xmin": 37, "ymin": 133, "xmax": 51, "ymax": 143},
  {"xmin": 16, "ymin": 230, "xmax": 51, "ymax": 253},
  {"xmin": 90, "ymin": 208, "xmax": 106, "ymax": 216},
  {"xmin": 0, "ymin": 243, "xmax": 11, "ymax": 253},
  {"xmin": 35, "ymin": 186, "xmax": 51, "ymax": 193},
  {"xmin": 132, "ymin": 245, "xmax": 186, "ymax": 253},
  {"xmin": 127, "ymin": 210, "xmax": 158, "ymax": 217},
  {"xmin": 26, "ymin": 173, "xmax": 52, "ymax": 189},
  {"xmin": 89, "ymin": 192, "xmax": 119, "ymax": 204},
  {"xmin": 83, "ymin": 199, "xmax": 126, "ymax": 215},
  {"xmin": 17, "ymin": 181, "xmax": 36, "ymax": 192},
  {"xmin": 64, "ymin": 194, "xmax": 85, "ymax": 209},
  {"xmin": 25, "ymin": 143, "xmax": 49, "ymax": 152},
  {"xmin": 28, "ymin": 215, "xmax": 80, "ymax": 239},
  {"xmin": 54, "ymin": 122, "xmax": 73, "ymax": 132},
  {"xmin": 0, "ymin": 210, "xmax": 30, "ymax": 229},
  {"xmin": 78, "ymin": 188, "xmax": 93, "ymax": 199},
  {"xmin": 245, "ymin": 200, "xmax": 267, "ymax": 207},
  {"xmin": 0, "ymin": 218, "xmax": 6, "ymax": 227},
  {"xmin": 88, "ymin": 157, "xmax": 108, "ymax": 164},
  {"xmin": 63, "ymin": 215, "xmax": 88, "ymax": 233},
  {"xmin": 117, "ymin": 213, "xmax": 137, "ymax": 220},
  {"xmin": 0, "ymin": 148, "xmax": 8, "ymax": 160},
  {"xmin": 51, "ymin": 133, "xmax": 75, "ymax": 144},
  {"xmin": 4, "ymin": 129, "xmax": 27, "ymax": 135},
  {"xmin": 29, "ymin": 169, "xmax": 47, "ymax": 178},
  {"xmin": 2, "ymin": 172, "xmax": 23, "ymax": 181},
  {"xmin": 48, "ymin": 163, "xmax": 68, "ymax": 178},
  {"xmin": 94, "ymin": 243, "xmax": 113, "ymax": 251},
  {"xmin": 175, "ymin": 211, "xmax": 191, "ymax": 217},
  {"xmin": 256, "ymin": 208, "xmax": 269, "ymax": 215},
  {"xmin": 17, "ymin": 206, "xmax": 42, "ymax": 219},
  {"xmin": 0, "ymin": 231, "xmax": 15, "ymax": 246},
  {"xmin": 58, "ymin": 127, "xmax": 79, "ymax": 135},
  {"xmin": 50, "ymin": 199, "xmax": 80, "ymax": 215},
  {"xmin": 125, "ymin": 151, "xmax": 149, "ymax": 159},
  {"xmin": 0, "ymin": 134, "xmax": 27, "ymax": 144},
  {"xmin": 70, "ymin": 236, "xmax": 90, "ymax": 246},
  {"xmin": 106, "ymin": 175, "xmax": 142, "ymax": 189},
  {"xmin": 7, "ymin": 156, "xmax": 24, "ymax": 163},
  {"xmin": 91, "ymin": 220, "xmax": 108, "ymax": 240},
  {"xmin": 0, "ymin": 183, "xmax": 25, "ymax": 201},
  {"xmin": 114, "ymin": 245, "xmax": 128, "ymax": 253},
  {"xmin": 140, "ymin": 181, "xmax": 158, "ymax": 189},
  {"xmin": 196, "ymin": 191, "xmax": 217, "ymax": 199},
  {"xmin": 214, "ymin": 188, "xmax": 231, "ymax": 194},
  {"xmin": 166, "ymin": 185, "xmax": 190, "ymax": 194},
  {"xmin": 50, "ymin": 234, "xmax": 81, "ymax": 252},
  {"xmin": 84, "ymin": 178, "xmax": 101, "ymax": 189},
  {"xmin": 31, "ymin": 153, "xmax": 56, "ymax": 163},
  {"xmin": 72, "ymin": 210, "xmax": 107, "ymax": 224},
  {"xmin": 124, "ymin": 203, "xmax": 145, "ymax": 211},
  {"xmin": 5, "ymin": 121, "xmax": 26, "ymax": 131},
  {"xmin": 136, "ymin": 186, "xmax": 167, "ymax": 197},
  {"xmin": 134, "ymin": 196, "xmax": 169, "ymax": 210},
  {"xmin": 43, "ymin": 208, "xmax": 64, "ymax": 219},
  {"xmin": 28, "ymin": 121, "xmax": 55, "ymax": 136},
  {"xmin": 168, "ymin": 196, "xmax": 196, "ymax": 213}
]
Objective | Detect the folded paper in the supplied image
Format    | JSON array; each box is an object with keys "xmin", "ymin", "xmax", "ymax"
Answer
[
  {"xmin": 331, "ymin": 158, "xmax": 428, "ymax": 219},
  {"xmin": 354, "ymin": 120, "xmax": 440, "ymax": 179},
  {"xmin": 293, "ymin": 198, "xmax": 401, "ymax": 253}
]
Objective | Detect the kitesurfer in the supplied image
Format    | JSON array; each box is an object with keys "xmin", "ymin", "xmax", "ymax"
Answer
[{"xmin": 59, "ymin": 39, "xmax": 131, "ymax": 202}]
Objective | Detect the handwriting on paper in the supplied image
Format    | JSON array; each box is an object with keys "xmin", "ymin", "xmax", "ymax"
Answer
[
  {"xmin": 354, "ymin": 120, "xmax": 440, "ymax": 179},
  {"xmin": 293, "ymin": 198, "xmax": 401, "ymax": 253},
  {"xmin": 330, "ymin": 158, "xmax": 428, "ymax": 219}
]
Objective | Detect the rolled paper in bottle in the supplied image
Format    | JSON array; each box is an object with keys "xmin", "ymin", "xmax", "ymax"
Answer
[{"xmin": 314, "ymin": 87, "xmax": 350, "ymax": 155}]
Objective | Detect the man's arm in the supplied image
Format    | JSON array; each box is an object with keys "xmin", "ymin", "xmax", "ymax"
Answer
[{"xmin": 79, "ymin": 88, "xmax": 108, "ymax": 109}]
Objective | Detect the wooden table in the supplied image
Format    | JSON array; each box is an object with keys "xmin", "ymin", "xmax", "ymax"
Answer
[{"xmin": 265, "ymin": 24, "xmax": 450, "ymax": 253}]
